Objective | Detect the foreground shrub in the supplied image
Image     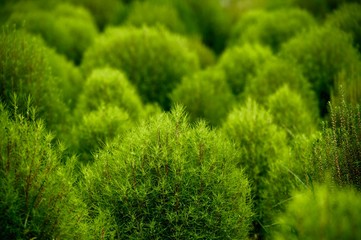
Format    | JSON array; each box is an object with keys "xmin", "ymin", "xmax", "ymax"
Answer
[
  {"xmin": 171, "ymin": 68, "xmax": 235, "ymax": 126},
  {"xmin": 267, "ymin": 85, "xmax": 317, "ymax": 137},
  {"xmin": 0, "ymin": 27, "xmax": 68, "ymax": 131},
  {"xmin": 216, "ymin": 44, "xmax": 274, "ymax": 97},
  {"xmin": 311, "ymin": 99, "xmax": 361, "ymax": 190},
  {"xmin": 0, "ymin": 104, "xmax": 88, "ymax": 239},
  {"xmin": 81, "ymin": 106, "xmax": 253, "ymax": 239},
  {"xmin": 273, "ymin": 185, "xmax": 361, "ymax": 239},
  {"xmin": 82, "ymin": 26, "xmax": 199, "ymax": 109},
  {"xmin": 221, "ymin": 99, "xmax": 294, "ymax": 238},
  {"xmin": 245, "ymin": 58, "xmax": 319, "ymax": 118},
  {"xmin": 280, "ymin": 26, "xmax": 361, "ymax": 116},
  {"xmin": 326, "ymin": 3, "xmax": 361, "ymax": 53},
  {"xmin": 229, "ymin": 8, "xmax": 316, "ymax": 52},
  {"xmin": 8, "ymin": 3, "xmax": 98, "ymax": 64}
]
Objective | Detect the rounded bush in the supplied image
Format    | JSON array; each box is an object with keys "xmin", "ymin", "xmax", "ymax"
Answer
[
  {"xmin": 82, "ymin": 26, "xmax": 199, "ymax": 109},
  {"xmin": 0, "ymin": 27, "xmax": 68, "ymax": 131},
  {"xmin": 326, "ymin": 3, "xmax": 361, "ymax": 53},
  {"xmin": 125, "ymin": 1, "xmax": 186, "ymax": 34},
  {"xmin": 76, "ymin": 67, "xmax": 144, "ymax": 120},
  {"xmin": 171, "ymin": 68, "xmax": 235, "ymax": 126},
  {"xmin": 81, "ymin": 106, "xmax": 253, "ymax": 239},
  {"xmin": 187, "ymin": 38, "xmax": 216, "ymax": 69},
  {"xmin": 280, "ymin": 26, "xmax": 361, "ymax": 116},
  {"xmin": 229, "ymin": 8, "xmax": 316, "ymax": 51},
  {"xmin": 266, "ymin": 85, "xmax": 317, "ymax": 137},
  {"xmin": 221, "ymin": 99, "xmax": 295, "ymax": 238},
  {"xmin": 216, "ymin": 44, "xmax": 274, "ymax": 97},
  {"xmin": 245, "ymin": 58, "xmax": 319, "ymax": 118},
  {"xmin": 72, "ymin": 105, "xmax": 132, "ymax": 163},
  {"xmin": 0, "ymin": 104, "xmax": 88, "ymax": 239},
  {"xmin": 273, "ymin": 185, "xmax": 361, "ymax": 240},
  {"xmin": 69, "ymin": 0, "xmax": 125, "ymax": 30},
  {"xmin": 8, "ymin": 3, "xmax": 98, "ymax": 64}
]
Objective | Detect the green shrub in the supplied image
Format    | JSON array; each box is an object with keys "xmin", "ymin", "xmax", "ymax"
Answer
[
  {"xmin": 326, "ymin": 3, "xmax": 361, "ymax": 53},
  {"xmin": 76, "ymin": 67, "xmax": 144, "ymax": 120},
  {"xmin": 82, "ymin": 26, "xmax": 199, "ymax": 110},
  {"xmin": 311, "ymin": 99, "xmax": 361, "ymax": 190},
  {"xmin": 280, "ymin": 26, "xmax": 361, "ymax": 116},
  {"xmin": 221, "ymin": 99, "xmax": 295, "ymax": 238},
  {"xmin": 71, "ymin": 105, "xmax": 133, "ymax": 163},
  {"xmin": 216, "ymin": 44, "xmax": 274, "ymax": 97},
  {"xmin": 171, "ymin": 68, "xmax": 235, "ymax": 126},
  {"xmin": 245, "ymin": 58, "xmax": 319, "ymax": 118},
  {"xmin": 293, "ymin": 0, "xmax": 358, "ymax": 18},
  {"xmin": 68, "ymin": 0, "xmax": 125, "ymax": 30},
  {"xmin": 8, "ymin": 3, "xmax": 98, "ymax": 64},
  {"xmin": 229, "ymin": 8, "xmax": 316, "ymax": 52},
  {"xmin": 266, "ymin": 85, "xmax": 317, "ymax": 137},
  {"xmin": 0, "ymin": 103, "xmax": 88, "ymax": 239},
  {"xmin": 273, "ymin": 185, "xmax": 361, "ymax": 240},
  {"xmin": 187, "ymin": 38, "xmax": 216, "ymax": 69},
  {"xmin": 81, "ymin": 106, "xmax": 253, "ymax": 239},
  {"xmin": 0, "ymin": 26, "xmax": 68, "ymax": 132},
  {"xmin": 125, "ymin": 1, "xmax": 186, "ymax": 34}
]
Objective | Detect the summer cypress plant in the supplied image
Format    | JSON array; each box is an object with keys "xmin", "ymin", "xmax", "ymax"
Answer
[
  {"xmin": 244, "ymin": 57, "xmax": 319, "ymax": 119},
  {"xmin": 216, "ymin": 44, "xmax": 274, "ymax": 97},
  {"xmin": 0, "ymin": 26, "xmax": 68, "ymax": 132},
  {"xmin": 82, "ymin": 26, "xmax": 199, "ymax": 110},
  {"xmin": 125, "ymin": 1, "xmax": 186, "ymax": 34},
  {"xmin": 326, "ymin": 3, "xmax": 361, "ymax": 53},
  {"xmin": 221, "ymin": 99, "xmax": 295, "ymax": 238},
  {"xmin": 229, "ymin": 8, "xmax": 316, "ymax": 52},
  {"xmin": 7, "ymin": 2, "xmax": 98, "ymax": 64},
  {"xmin": 171, "ymin": 67, "xmax": 235, "ymax": 126},
  {"xmin": 0, "ymin": 103, "xmax": 89, "ymax": 239},
  {"xmin": 272, "ymin": 185, "xmax": 361, "ymax": 240},
  {"xmin": 81, "ymin": 106, "xmax": 253, "ymax": 239},
  {"xmin": 266, "ymin": 85, "xmax": 318, "ymax": 138},
  {"xmin": 280, "ymin": 26, "xmax": 361, "ymax": 116}
]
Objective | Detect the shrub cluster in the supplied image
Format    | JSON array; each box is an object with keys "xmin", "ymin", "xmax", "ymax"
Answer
[
  {"xmin": 82, "ymin": 26, "xmax": 199, "ymax": 110},
  {"xmin": 81, "ymin": 106, "xmax": 253, "ymax": 239}
]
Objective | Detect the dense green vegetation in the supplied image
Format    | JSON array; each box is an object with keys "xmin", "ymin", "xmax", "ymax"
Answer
[{"xmin": 1, "ymin": 0, "xmax": 361, "ymax": 239}]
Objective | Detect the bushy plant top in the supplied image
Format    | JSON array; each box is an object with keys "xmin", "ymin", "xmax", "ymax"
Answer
[
  {"xmin": 326, "ymin": 3, "xmax": 361, "ymax": 53},
  {"xmin": 82, "ymin": 26, "xmax": 199, "ymax": 110},
  {"xmin": 273, "ymin": 185, "xmax": 361, "ymax": 240},
  {"xmin": 8, "ymin": 3, "xmax": 98, "ymax": 64},
  {"xmin": 171, "ymin": 68, "xmax": 235, "ymax": 126},
  {"xmin": 81, "ymin": 106, "xmax": 253, "ymax": 239},
  {"xmin": 245, "ymin": 57, "xmax": 319, "ymax": 118},
  {"xmin": 229, "ymin": 8, "xmax": 316, "ymax": 51},
  {"xmin": 68, "ymin": 0, "xmax": 125, "ymax": 30},
  {"xmin": 280, "ymin": 26, "xmax": 361, "ymax": 116},
  {"xmin": 267, "ymin": 85, "xmax": 317, "ymax": 137},
  {"xmin": 217, "ymin": 44, "xmax": 274, "ymax": 97},
  {"xmin": 125, "ymin": 1, "xmax": 186, "ymax": 34},
  {"xmin": 221, "ymin": 99, "xmax": 294, "ymax": 238},
  {"xmin": 0, "ymin": 104, "xmax": 88, "ymax": 239},
  {"xmin": 0, "ymin": 26, "xmax": 68, "ymax": 131},
  {"xmin": 76, "ymin": 67, "xmax": 144, "ymax": 120}
]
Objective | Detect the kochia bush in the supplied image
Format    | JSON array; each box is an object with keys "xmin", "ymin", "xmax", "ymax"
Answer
[
  {"xmin": 8, "ymin": 3, "xmax": 98, "ymax": 64},
  {"xmin": 81, "ymin": 106, "xmax": 253, "ymax": 239},
  {"xmin": 171, "ymin": 68, "xmax": 235, "ymax": 126},
  {"xmin": 0, "ymin": 104, "xmax": 88, "ymax": 239},
  {"xmin": 229, "ymin": 8, "xmax": 316, "ymax": 52},
  {"xmin": 82, "ymin": 26, "xmax": 199, "ymax": 110},
  {"xmin": 216, "ymin": 44, "xmax": 274, "ymax": 97},
  {"xmin": 221, "ymin": 99, "xmax": 295, "ymax": 238},
  {"xmin": 273, "ymin": 185, "xmax": 361, "ymax": 240},
  {"xmin": 280, "ymin": 26, "xmax": 361, "ymax": 116}
]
